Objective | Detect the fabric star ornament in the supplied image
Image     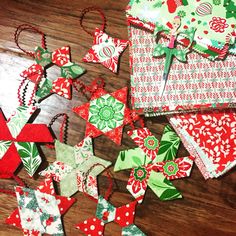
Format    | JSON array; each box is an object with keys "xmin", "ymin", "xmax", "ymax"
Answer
[
  {"xmin": 114, "ymin": 125, "xmax": 194, "ymax": 203},
  {"xmin": 21, "ymin": 46, "xmax": 86, "ymax": 100},
  {"xmin": 73, "ymin": 87, "xmax": 139, "ymax": 145},
  {"xmin": 83, "ymin": 28, "xmax": 129, "ymax": 73},
  {"xmin": 5, "ymin": 178, "xmax": 75, "ymax": 235},
  {"xmin": 169, "ymin": 109, "xmax": 236, "ymax": 179},
  {"xmin": 39, "ymin": 137, "xmax": 112, "ymax": 198},
  {"xmin": 0, "ymin": 106, "xmax": 53, "ymax": 177},
  {"xmin": 76, "ymin": 195, "xmax": 146, "ymax": 236}
]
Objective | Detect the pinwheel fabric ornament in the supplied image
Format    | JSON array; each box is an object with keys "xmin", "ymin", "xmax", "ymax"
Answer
[
  {"xmin": 114, "ymin": 125, "xmax": 194, "ymax": 203},
  {"xmin": 73, "ymin": 86, "xmax": 139, "ymax": 145},
  {"xmin": 76, "ymin": 195, "xmax": 146, "ymax": 236},
  {"xmin": 5, "ymin": 178, "xmax": 75, "ymax": 235},
  {"xmin": 0, "ymin": 106, "xmax": 53, "ymax": 177},
  {"xmin": 39, "ymin": 137, "xmax": 112, "ymax": 198},
  {"xmin": 169, "ymin": 109, "xmax": 236, "ymax": 179},
  {"xmin": 21, "ymin": 46, "xmax": 86, "ymax": 100},
  {"xmin": 83, "ymin": 28, "xmax": 129, "ymax": 73}
]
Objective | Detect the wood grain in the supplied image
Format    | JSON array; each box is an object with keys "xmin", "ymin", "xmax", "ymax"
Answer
[{"xmin": 0, "ymin": 0, "xmax": 235, "ymax": 235}]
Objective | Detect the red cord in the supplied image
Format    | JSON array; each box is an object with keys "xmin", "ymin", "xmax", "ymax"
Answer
[
  {"xmin": 82, "ymin": 163, "xmax": 113, "ymax": 202},
  {"xmin": 17, "ymin": 78, "xmax": 27, "ymax": 106},
  {"xmin": 14, "ymin": 24, "xmax": 46, "ymax": 58},
  {"xmin": 0, "ymin": 173, "xmax": 26, "ymax": 196},
  {"xmin": 73, "ymin": 78, "xmax": 105, "ymax": 99},
  {"xmin": 46, "ymin": 113, "xmax": 69, "ymax": 149},
  {"xmin": 80, "ymin": 7, "xmax": 106, "ymax": 36}
]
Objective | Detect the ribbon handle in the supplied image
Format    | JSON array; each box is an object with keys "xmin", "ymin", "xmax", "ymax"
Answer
[
  {"xmin": 80, "ymin": 7, "xmax": 106, "ymax": 36},
  {"xmin": 83, "ymin": 163, "xmax": 113, "ymax": 202},
  {"xmin": 46, "ymin": 113, "xmax": 69, "ymax": 149},
  {"xmin": 0, "ymin": 173, "xmax": 25, "ymax": 196},
  {"xmin": 14, "ymin": 24, "xmax": 46, "ymax": 58}
]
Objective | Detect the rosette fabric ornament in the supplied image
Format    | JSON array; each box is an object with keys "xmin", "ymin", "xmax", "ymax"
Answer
[
  {"xmin": 0, "ymin": 106, "xmax": 53, "ymax": 177},
  {"xmin": 114, "ymin": 125, "xmax": 194, "ymax": 203},
  {"xmin": 73, "ymin": 86, "xmax": 139, "ymax": 145},
  {"xmin": 83, "ymin": 28, "xmax": 129, "ymax": 73},
  {"xmin": 76, "ymin": 196, "xmax": 146, "ymax": 236},
  {"xmin": 39, "ymin": 137, "xmax": 112, "ymax": 198},
  {"xmin": 6, "ymin": 178, "xmax": 75, "ymax": 235},
  {"xmin": 21, "ymin": 46, "xmax": 86, "ymax": 100}
]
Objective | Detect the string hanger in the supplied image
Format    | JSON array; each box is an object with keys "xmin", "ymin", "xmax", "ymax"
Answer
[
  {"xmin": 82, "ymin": 163, "xmax": 113, "ymax": 203},
  {"xmin": 0, "ymin": 173, "xmax": 25, "ymax": 197},
  {"xmin": 14, "ymin": 24, "xmax": 46, "ymax": 58},
  {"xmin": 46, "ymin": 113, "xmax": 69, "ymax": 149},
  {"xmin": 80, "ymin": 7, "xmax": 107, "ymax": 37}
]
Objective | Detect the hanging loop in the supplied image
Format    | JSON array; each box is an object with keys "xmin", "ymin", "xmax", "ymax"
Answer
[
  {"xmin": 14, "ymin": 24, "xmax": 46, "ymax": 58},
  {"xmin": 80, "ymin": 7, "xmax": 106, "ymax": 37}
]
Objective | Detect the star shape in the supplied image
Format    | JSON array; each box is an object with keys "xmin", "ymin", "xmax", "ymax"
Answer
[
  {"xmin": 21, "ymin": 46, "xmax": 86, "ymax": 100},
  {"xmin": 0, "ymin": 106, "xmax": 53, "ymax": 177},
  {"xmin": 39, "ymin": 137, "xmax": 112, "ymax": 198},
  {"xmin": 5, "ymin": 178, "xmax": 75, "ymax": 235},
  {"xmin": 76, "ymin": 195, "xmax": 146, "ymax": 236},
  {"xmin": 114, "ymin": 125, "xmax": 194, "ymax": 203},
  {"xmin": 83, "ymin": 28, "xmax": 129, "ymax": 73},
  {"xmin": 73, "ymin": 87, "xmax": 139, "ymax": 145}
]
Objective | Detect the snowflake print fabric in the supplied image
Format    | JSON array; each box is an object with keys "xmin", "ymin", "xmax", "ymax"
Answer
[
  {"xmin": 5, "ymin": 178, "xmax": 75, "ymax": 235},
  {"xmin": 114, "ymin": 126, "xmax": 194, "ymax": 203},
  {"xmin": 21, "ymin": 46, "xmax": 86, "ymax": 100},
  {"xmin": 83, "ymin": 28, "xmax": 129, "ymax": 73},
  {"xmin": 39, "ymin": 137, "xmax": 112, "ymax": 198},
  {"xmin": 169, "ymin": 109, "xmax": 236, "ymax": 179},
  {"xmin": 76, "ymin": 196, "xmax": 146, "ymax": 236},
  {"xmin": 73, "ymin": 87, "xmax": 139, "ymax": 145},
  {"xmin": 0, "ymin": 106, "xmax": 53, "ymax": 177}
]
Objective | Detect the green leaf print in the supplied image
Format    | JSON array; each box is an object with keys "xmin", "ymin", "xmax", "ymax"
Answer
[
  {"xmin": 148, "ymin": 171, "xmax": 182, "ymax": 201},
  {"xmin": 154, "ymin": 125, "xmax": 180, "ymax": 162},
  {"xmin": 16, "ymin": 142, "xmax": 41, "ymax": 177},
  {"xmin": 0, "ymin": 140, "xmax": 12, "ymax": 159}
]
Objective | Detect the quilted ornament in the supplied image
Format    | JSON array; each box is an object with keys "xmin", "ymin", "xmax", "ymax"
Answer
[
  {"xmin": 0, "ymin": 106, "xmax": 53, "ymax": 177},
  {"xmin": 39, "ymin": 137, "xmax": 112, "ymax": 198},
  {"xmin": 169, "ymin": 109, "xmax": 236, "ymax": 179},
  {"xmin": 114, "ymin": 125, "xmax": 194, "ymax": 203},
  {"xmin": 6, "ymin": 178, "xmax": 75, "ymax": 235},
  {"xmin": 73, "ymin": 86, "xmax": 139, "ymax": 145},
  {"xmin": 76, "ymin": 195, "xmax": 146, "ymax": 236},
  {"xmin": 83, "ymin": 28, "xmax": 129, "ymax": 73},
  {"xmin": 21, "ymin": 46, "xmax": 86, "ymax": 100}
]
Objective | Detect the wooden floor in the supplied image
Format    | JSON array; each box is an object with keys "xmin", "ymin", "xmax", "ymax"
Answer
[{"xmin": 0, "ymin": 0, "xmax": 235, "ymax": 235}]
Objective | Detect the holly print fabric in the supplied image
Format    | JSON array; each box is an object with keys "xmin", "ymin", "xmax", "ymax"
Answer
[
  {"xmin": 5, "ymin": 178, "xmax": 75, "ymax": 235},
  {"xmin": 128, "ymin": 24, "xmax": 236, "ymax": 115},
  {"xmin": 21, "ymin": 46, "xmax": 86, "ymax": 100},
  {"xmin": 115, "ymin": 125, "xmax": 194, "ymax": 203},
  {"xmin": 39, "ymin": 137, "xmax": 112, "ymax": 198},
  {"xmin": 169, "ymin": 109, "xmax": 236, "ymax": 179},
  {"xmin": 76, "ymin": 195, "xmax": 146, "ymax": 235},
  {"xmin": 127, "ymin": 0, "xmax": 235, "ymax": 56},
  {"xmin": 73, "ymin": 87, "xmax": 139, "ymax": 145},
  {"xmin": 83, "ymin": 28, "xmax": 129, "ymax": 73},
  {"xmin": 0, "ymin": 106, "xmax": 53, "ymax": 177}
]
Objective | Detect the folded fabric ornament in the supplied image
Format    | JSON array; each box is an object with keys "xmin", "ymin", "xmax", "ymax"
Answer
[
  {"xmin": 6, "ymin": 178, "xmax": 75, "ymax": 235},
  {"xmin": 114, "ymin": 125, "xmax": 194, "ymax": 203},
  {"xmin": 73, "ymin": 81, "xmax": 139, "ymax": 145},
  {"xmin": 81, "ymin": 7, "xmax": 129, "ymax": 73},
  {"xmin": 39, "ymin": 137, "xmax": 112, "ymax": 198},
  {"xmin": 15, "ymin": 25, "xmax": 85, "ymax": 100},
  {"xmin": 0, "ymin": 105, "xmax": 53, "ymax": 177},
  {"xmin": 169, "ymin": 109, "xmax": 236, "ymax": 179},
  {"xmin": 76, "ymin": 196, "xmax": 146, "ymax": 236}
]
